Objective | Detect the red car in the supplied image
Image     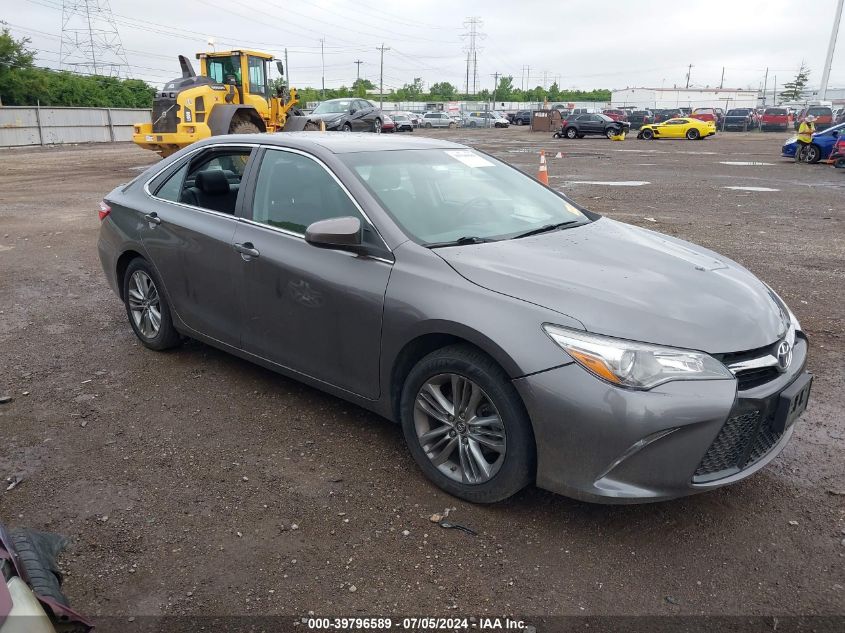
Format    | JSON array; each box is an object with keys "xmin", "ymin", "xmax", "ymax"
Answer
[
  {"xmin": 795, "ymin": 105, "xmax": 834, "ymax": 131},
  {"xmin": 690, "ymin": 107, "xmax": 724, "ymax": 127},
  {"xmin": 760, "ymin": 107, "xmax": 794, "ymax": 131},
  {"xmin": 602, "ymin": 109, "xmax": 629, "ymax": 122}
]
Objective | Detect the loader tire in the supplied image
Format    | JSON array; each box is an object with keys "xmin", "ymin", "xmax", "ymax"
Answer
[{"xmin": 229, "ymin": 119, "xmax": 261, "ymax": 135}]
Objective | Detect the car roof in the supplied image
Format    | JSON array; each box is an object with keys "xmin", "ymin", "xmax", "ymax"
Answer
[{"xmin": 215, "ymin": 132, "xmax": 465, "ymax": 154}]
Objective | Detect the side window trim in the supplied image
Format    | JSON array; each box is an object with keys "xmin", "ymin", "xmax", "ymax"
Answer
[{"xmin": 240, "ymin": 145, "xmax": 391, "ymax": 253}]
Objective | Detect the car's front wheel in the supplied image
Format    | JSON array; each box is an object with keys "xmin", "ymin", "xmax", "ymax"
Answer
[
  {"xmin": 341, "ymin": 122, "xmax": 352, "ymax": 132},
  {"xmin": 123, "ymin": 258, "xmax": 181, "ymax": 351},
  {"xmin": 400, "ymin": 345, "xmax": 534, "ymax": 503},
  {"xmin": 805, "ymin": 144, "xmax": 822, "ymax": 163},
  {"xmin": 605, "ymin": 128, "xmax": 617, "ymax": 139},
  {"xmin": 641, "ymin": 128, "xmax": 655, "ymax": 140},
  {"xmin": 564, "ymin": 126, "xmax": 578, "ymax": 139},
  {"xmin": 373, "ymin": 118, "xmax": 382, "ymax": 134}
]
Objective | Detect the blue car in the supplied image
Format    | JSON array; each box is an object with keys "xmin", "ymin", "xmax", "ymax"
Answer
[{"xmin": 781, "ymin": 121, "xmax": 845, "ymax": 163}]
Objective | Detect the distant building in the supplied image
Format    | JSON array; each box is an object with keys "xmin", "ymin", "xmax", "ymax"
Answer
[{"xmin": 611, "ymin": 87, "xmax": 759, "ymax": 110}]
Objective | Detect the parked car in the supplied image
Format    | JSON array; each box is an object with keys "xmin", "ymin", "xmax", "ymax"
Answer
[
  {"xmin": 602, "ymin": 109, "xmax": 629, "ymax": 122},
  {"xmin": 637, "ymin": 117, "xmax": 716, "ymax": 140},
  {"xmin": 652, "ymin": 109, "xmax": 683, "ymax": 123},
  {"xmin": 464, "ymin": 111, "xmax": 510, "ymax": 128},
  {"xmin": 627, "ymin": 110, "xmax": 653, "ymax": 129},
  {"xmin": 760, "ymin": 107, "xmax": 794, "ymax": 131},
  {"xmin": 781, "ymin": 121, "xmax": 844, "ymax": 163},
  {"xmin": 509, "ymin": 110, "xmax": 533, "ymax": 126},
  {"xmin": 308, "ymin": 98, "xmax": 386, "ymax": 132},
  {"xmin": 570, "ymin": 107, "xmax": 601, "ymax": 115},
  {"xmin": 0, "ymin": 524, "xmax": 93, "ymax": 633},
  {"xmin": 421, "ymin": 112, "xmax": 455, "ymax": 128},
  {"xmin": 382, "ymin": 113, "xmax": 395, "ymax": 133},
  {"xmin": 98, "ymin": 133, "xmax": 811, "ymax": 503},
  {"xmin": 556, "ymin": 113, "xmax": 630, "ymax": 139},
  {"xmin": 391, "ymin": 113, "xmax": 414, "ymax": 132},
  {"xmin": 834, "ymin": 107, "xmax": 845, "ymax": 125},
  {"xmin": 795, "ymin": 105, "xmax": 835, "ymax": 131},
  {"xmin": 690, "ymin": 107, "xmax": 724, "ymax": 127},
  {"xmin": 722, "ymin": 108, "xmax": 758, "ymax": 131}
]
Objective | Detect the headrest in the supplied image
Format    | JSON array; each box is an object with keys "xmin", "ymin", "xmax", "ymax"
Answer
[{"xmin": 195, "ymin": 169, "xmax": 231, "ymax": 195}]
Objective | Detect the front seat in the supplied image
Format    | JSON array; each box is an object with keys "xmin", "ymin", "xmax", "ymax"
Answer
[{"xmin": 182, "ymin": 170, "xmax": 238, "ymax": 214}]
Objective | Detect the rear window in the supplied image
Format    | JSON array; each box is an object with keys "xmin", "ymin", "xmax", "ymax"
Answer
[
  {"xmin": 727, "ymin": 109, "xmax": 750, "ymax": 115},
  {"xmin": 807, "ymin": 107, "xmax": 832, "ymax": 117},
  {"xmin": 764, "ymin": 108, "xmax": 787, "ymax": 115},
  {"xmin": 632, "ymin": 111, "xmax": 648, "ymax": 116}
]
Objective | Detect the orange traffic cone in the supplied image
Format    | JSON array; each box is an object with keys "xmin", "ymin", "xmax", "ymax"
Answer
[{"xmin": 537, "ymin": 150, "xmax": 549, "ymax": 185}]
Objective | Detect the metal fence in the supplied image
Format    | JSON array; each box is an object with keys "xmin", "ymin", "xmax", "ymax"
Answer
[{"xmin": 0, "ymin": 106, "xmax": 151, "ymax": 147}]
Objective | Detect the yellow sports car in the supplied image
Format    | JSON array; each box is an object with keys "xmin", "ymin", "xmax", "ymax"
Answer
[{"xmin": 637, "ymin": 117, "xmax": 716, "ymax": 140}]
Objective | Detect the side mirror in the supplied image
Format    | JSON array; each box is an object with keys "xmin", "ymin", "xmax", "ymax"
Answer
[
  {"xmin": 832, "ymin": 130, "xmax": 839, "ymax": 137},
  {"xmin": 349, "ymin": 108, "xmax": 357, "ymax": 114},
  {"xmin": 305, "ymin": 217, "xmax": 363, "ymax": 252},
  {"xmin": 276, "ymin": 61, "xmax": 284, "ymax": 75}
]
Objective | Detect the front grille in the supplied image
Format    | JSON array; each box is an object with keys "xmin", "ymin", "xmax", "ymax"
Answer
[
  {"xmin": 693, "ymin": 406, "xmax": 783, "ymax": 482},
  {"xmin": 152, "ymin": 97, "xmax": 179, "ymax": 133},
  {"xmin": 736, "ymin": 367, "xmax": 780, "ymax": 391}
]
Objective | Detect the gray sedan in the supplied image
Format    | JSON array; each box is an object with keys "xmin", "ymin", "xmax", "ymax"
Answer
[{"xmin": 97, "ymin": 133, "xmax": 811, "ymax": 504}]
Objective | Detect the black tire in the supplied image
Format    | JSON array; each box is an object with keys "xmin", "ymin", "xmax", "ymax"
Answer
[
  {"xmin": 373, "ymin": 118, "xmax": 382, "ymax": 134},
  {"xmin": 400, "ymin": 344, "xmax": 535, "ymax": 503},
  {"xmin": 229, "ymin": 118, "xmax": 261, "ymax": 135},
  {"xmin": 605, "ymin": 127, "xmax": 616, "ymax": 139},
  {"xmin": 553, "ymin": 132, "xmax": 561, "ymax": 139},
  {"xmin": 805, "ymin": 144, "xmax": 822, "ymax": 164},
  {"xmin": 686, "ymin": 128, "xmax": 700, "ymax": 140},
  {"xmin": 834, "ymin": 157, "xmax": 845, "ymax": 169},
  {"xmin": 641, "ymin": 128, "xmax": 655, "ymax": 140},
  {"xmin": 469, "ymin": 121, "xmax": 477, "ymax": 128},
  {"xmin": 516, "ymin": 119, "xmax": 523, "ymax": 126},
  {"xmin": 341, "ymin": 122, "xmax": 352, "ymax": 132},
  {"xmin": 449, "ymin": 122, "xmax": 456, "ymax": 129},
  {"xmin": 123, "ymin": 258, "xmax": 181, "ymax": 351},
  {"xmin": 564, "ymin": 126, "xmax": 578, "ymax": 139},
  {"xmin": 8, "ymin": 530, "xmax": 68, "ymax": 607},
  {"xmin": 425, "ymin": 122, "xmax": 432, "ymax": 128}
]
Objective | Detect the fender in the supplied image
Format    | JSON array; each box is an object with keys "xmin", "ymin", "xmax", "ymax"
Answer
[{"xmin": 207, "ymin": 105, "xmax": 266, "ymax": 135}]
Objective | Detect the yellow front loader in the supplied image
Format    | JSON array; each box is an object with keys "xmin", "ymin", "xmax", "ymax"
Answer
[{"xmin": 133, "ymin": 50, "xmax": 321, "ymax": 157}]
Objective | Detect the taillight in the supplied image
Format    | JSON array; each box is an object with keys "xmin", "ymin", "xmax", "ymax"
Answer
[{"xmin": 98, "ymin": 200, "xmax": 111, "ymax": 221}]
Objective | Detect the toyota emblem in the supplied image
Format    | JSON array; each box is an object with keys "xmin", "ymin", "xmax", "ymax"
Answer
[{"xmin": 776, "ymin": 340, "xmax": 792, "ymax": 372}]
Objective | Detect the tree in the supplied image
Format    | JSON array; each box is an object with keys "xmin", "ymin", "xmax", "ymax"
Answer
[
  {"xmin": 0, "ymin": 28, "xmax": 34, "ymax": 72},
  {"xmin": 428, "ymin": 82, "xmax": 456, "ymax": 100},
  {"xmin": 494, "ymin": 75, "xmax": 514, "ymax": 102},
  {"xmin": 780, "ymin": 63, "xmax": 810, "ymax": 102},
  {"xmin": 352, "ymin": 78, "xmax": 375, "ymax": 97}
]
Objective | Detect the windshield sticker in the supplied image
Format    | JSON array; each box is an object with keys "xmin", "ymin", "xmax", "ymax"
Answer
[{"xmin": 444, "ymin": 150, "xmax": 494, "ymax": 168}]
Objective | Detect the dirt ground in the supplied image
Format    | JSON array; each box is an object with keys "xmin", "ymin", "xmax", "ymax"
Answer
[{"xmin": 1, "ymin": 128, "xmax": 843, "ymax": 629}]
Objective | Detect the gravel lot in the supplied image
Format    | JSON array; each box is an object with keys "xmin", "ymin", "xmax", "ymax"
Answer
[{"xmin": 1, "ymin": 128, "xmax": 843, "ymax": 629}]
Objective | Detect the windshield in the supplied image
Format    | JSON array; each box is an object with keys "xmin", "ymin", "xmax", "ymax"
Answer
[
  {"xmin": 765, "ymin": 108, "xmax": 787, "ymax": 115},
  {"xmin": 312, "ymin": 99, "xmax": 353, "ymax": 114},
  {"xmin": 727, "ymin": 109, "xmax": 749, "ymax": 115},
  {"xmin": 807, "ymin": 107, "xmax": 831, "ymax": 116},
  {"xmin": 340, "ymin": 148, "xmax": 589, "ymax": 245}
]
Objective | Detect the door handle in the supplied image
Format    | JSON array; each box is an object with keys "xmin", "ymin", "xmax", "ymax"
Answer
[
  {"xmin": 233, "ymin": 241, "xmax": 260, "ymax": 259},
  {"xmin": 144, "ymin": 212, "xmax": 161, "ymax": 225}
]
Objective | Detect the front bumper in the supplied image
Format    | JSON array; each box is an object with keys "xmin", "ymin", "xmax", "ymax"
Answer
[
  {"xmin": 514, "ymin": 337, "xmax": 808, "ymax": 503},
  {"xmin": 132, "ymin": 122, "xmax": 204, "ymax": 153}
]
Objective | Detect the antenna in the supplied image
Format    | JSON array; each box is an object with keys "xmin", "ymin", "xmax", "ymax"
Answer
[{"xmin": 59, "ymin": 0, "xmax": 129, "ymax": 77}]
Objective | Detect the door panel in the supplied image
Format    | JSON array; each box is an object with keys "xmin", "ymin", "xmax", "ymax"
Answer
[
  {"xmin": 235, "ymin": 147, "xmax": 392, "ymax": 398},
  {"xmin": 140, "ymin": 200, "xmax": 240, "ymax": 345}
]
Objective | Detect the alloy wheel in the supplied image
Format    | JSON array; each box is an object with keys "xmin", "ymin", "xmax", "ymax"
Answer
[
  {"xmin": 127, "ymin": 270, "xmax": 161, "ymax": 339},
  {"xmin": 374, "ymin": 119, "xmax": 382, "ymax": 134},
  {"xmin": 413, "ymin": 373, "xmax": 506, "ymax": 485}
]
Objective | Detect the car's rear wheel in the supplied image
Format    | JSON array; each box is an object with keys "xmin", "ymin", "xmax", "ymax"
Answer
[
  {"xmin": 123, "ymin": 259, "xmax": 181, "ymax": 351},
  {"xmin": 400, "ymin": 345, "xmax": 534, "ymax": 503},
  {"xmin": 373, "ymin": 118, "xmax": 382, "ymax": 134},
  {"xmin": 805, "ymin": 144, "xmax": 822, "ymax": 164},
  {"xmin": 565, "ymin": 126, "xmax": 578, "ymax": 139},
  {"xmin": 641, "ymin": 128, "xmax": 655, "ymax": 140},
  {"xmin": 686, "ymin": 128, "xmax": 700, "ymax": 140}
]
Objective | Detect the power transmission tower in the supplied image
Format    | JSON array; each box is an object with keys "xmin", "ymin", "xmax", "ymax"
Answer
[
  {"xmin": 59, "ymin": 0, "xmax": 128, "ymax": 77},
  {"xmin": 461, "ymin": 17, "xmax": 485, "ymax": 97},
  {"xmin": 819, "ymin": 0, "xmax": 844, "ymax": 100},
  {"xmin": 376, "ymin": 44, "xmax": 390, "ymax": 110}
]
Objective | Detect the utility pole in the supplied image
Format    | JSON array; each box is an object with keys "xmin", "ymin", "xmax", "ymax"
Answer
[
  {"xmin": 491, "ymin": 71, "xmax": 499, "ymax": 110},
  {"xmin": 376, "ymin": 43, "xmax": 390, "ymax": 110},
  {"xmin": 762, "ymin": 67, "xmax": 768, "ymax": 106},
  {"xmin": 773, "ymin": 75, "xmax": 777, "ymax": 105},
  {"xmin": 685, "ymin": 64, "xmax": 693, "ymax": 89},
  {"xmin": 719, "ymin": 66, "xmax": 725, "ymax": 89},
  {"xmin": 284, "ymin": 48, "xmax": 289, "ymax": 88},
  {"xmin": 819, "ymin": 0, "xmax": 844, "ymax": 100},
  {"xmin": 354, "ymin": 59, "xmax": 363, "ymax": 82},
  {"xmin": 320, "ymin": 38, "xmax": 325, "ymax": 100}
]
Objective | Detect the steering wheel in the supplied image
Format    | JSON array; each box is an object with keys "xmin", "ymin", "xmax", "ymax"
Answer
[{"xmin": 456, "ymin": 197, "xmax": 495, "ymax": 224}]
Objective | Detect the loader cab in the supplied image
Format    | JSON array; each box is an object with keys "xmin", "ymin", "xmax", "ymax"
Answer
[{"xmin": 198, "ymin": 50, "xmax": 272, "ymax": 110}]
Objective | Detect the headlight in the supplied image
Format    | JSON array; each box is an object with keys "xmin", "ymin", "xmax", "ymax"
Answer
[{"xmin": 543, "ymin": 325, "xmax": 733, "ymax": 390}]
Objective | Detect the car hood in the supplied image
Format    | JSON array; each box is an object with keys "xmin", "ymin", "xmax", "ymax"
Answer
[
  {"xmin": 436, "ymin": 218, "xmax": 787, "ymax": 353},
  {"xmin": 309, "ymin": 112, "xmax": 344, "ymax": 123}
]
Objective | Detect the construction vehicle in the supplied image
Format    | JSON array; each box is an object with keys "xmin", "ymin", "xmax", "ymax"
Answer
[{"xmin": 133, "ymin": 50, "xmax": 321, "ymax": 157}]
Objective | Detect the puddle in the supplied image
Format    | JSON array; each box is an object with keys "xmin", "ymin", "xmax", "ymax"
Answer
[
  {"xmin": 569, "ymin": 180, "xmax": 650, "ymax": 186},
  {"xmin": 722, "ymin": 186, "xmax": 780, "ymax": 192},
  {"xmin": 720, "ymin": 161, "xmax": 774, "ymax": 166}
]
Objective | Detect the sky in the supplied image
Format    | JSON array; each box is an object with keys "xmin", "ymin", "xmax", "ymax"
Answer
[{"xmin": 6, "ymin": 0, "xmax": 844, "ymax": 94}]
